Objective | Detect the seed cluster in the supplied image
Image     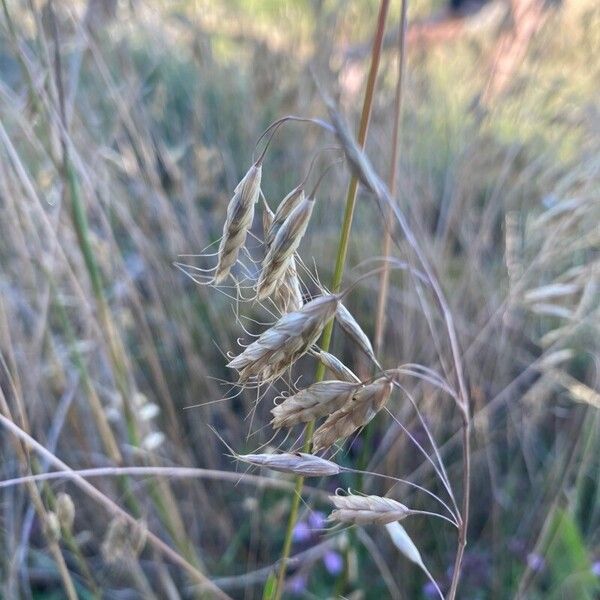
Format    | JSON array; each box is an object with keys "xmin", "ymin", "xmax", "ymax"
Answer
[{"xmin": 205, "ymin": 131, "xmax": 422, "ymax": 538}]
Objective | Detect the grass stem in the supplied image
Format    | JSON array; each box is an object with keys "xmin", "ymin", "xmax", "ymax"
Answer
[{"xmin": 272, "ymin": 2, "xmax": 390, "ymax": 597}]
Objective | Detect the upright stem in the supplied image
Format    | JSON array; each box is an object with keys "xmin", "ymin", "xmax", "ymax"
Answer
[
  {"xmin": 448, "ymin": 412, "xmax": 470, "ymax": 600},
  {"xmin": 374, "ymin": 0, "xmax": 409, "ymax": 355},
  {"xmin": 272, "ymin": 2, "xmax": 389, "ymax": 598}
]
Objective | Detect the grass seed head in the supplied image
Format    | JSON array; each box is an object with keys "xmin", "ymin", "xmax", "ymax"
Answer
[
  {"xmin": 257, "ymin": 192, "xmax": 313, "ymax": 300},
  {"xmin": 228, "ymin": 294, "xmax": 339, "ymax": 383},
  {"xmin": 56, "ymin": 493, "xmax": 75, "ymax": 532},
  {"xmin": 214, "ymin": 163, "xmax": 262, "ymax": 283},
  {"xmin": 271, "ymin": 380, "xmax": 360, "ymax": 428},
  {"xmin": 328, "ymin": 493, "xmax": 412, "ymax": 525},
  {"xmin": 273, "ymin": 256, "xmax": 304, "ymax": 313},
  {"xmin": 314, "ymin": 349, "xmax": 360, "ymax": 383},
  {"xmin": 336, "ymin": 303, "xmax": 378, "ymax": 365},
  {"xmin": 312, "ymin": 376, "xmax": 392, "ymax": 452},
  {"xmin": 266, "ymin": 185, "xmax": 304, "ymax": 245},
  {"xmin": 238, "ymin": 451, "xmax": 340, "ymax": 476}
]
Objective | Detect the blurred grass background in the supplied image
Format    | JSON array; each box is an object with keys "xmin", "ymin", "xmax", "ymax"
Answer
[{"xmin": 0, "ymin": 0, "xmax": 598, "ymax": 598}]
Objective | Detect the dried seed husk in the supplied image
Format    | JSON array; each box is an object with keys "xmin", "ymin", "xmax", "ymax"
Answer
[
  {"xmin": 214, "ymin": 163, "xmax": 262, "ymax": 283},
  {"xmin": 257, "ymin": 193, "xmax": 314, "ymax": 301},
  {"xmin": 237, "ymin": 451, "xmax": 340, "ymax": 476},
  {"xmin": 262, "ymin": 195, "xmax": 275, "ymax": 237},
  {"xmin": 312, "ymin": 377, "xmax": 392, "ymax": 452},
  {"xmin": 266, "ymin": 185, "xmax": 304, "ymax": 245},
  {"xmin": 56, "ymin": 493, "xmax": 75, "ymax": 532},
  {"xmin": 328, "ymin": 494, "xmax": 412, "ymax": 525},
  {"xmin": 312, "ymin": 349, "xmax": 360, "ymax": 383},
  {"xmin": 273, "ymin": 256, "xmax": 303, "ymax": 313},
  {"xmin": 271, "ymin": 380, "xmax": 360, "ymax": 429},
  {"xmin": 336, "ymin": 303, "xmax": 378, "ymax": 365},
  {"xmin": 228, "ymin": 294, "xmax": 339, "ymax": 383}
]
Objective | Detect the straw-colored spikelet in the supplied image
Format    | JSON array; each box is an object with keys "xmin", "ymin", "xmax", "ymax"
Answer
[
  {"xmin": 55, "ymin": 493, "xmax": 75, "ymax": 532},
  {"xmin": 262, "ymin": 195, "xmax": 303, "ymax": 313},
  {"xmin": 266, "ymin": 185, "xmax": 304, "ymax": 245},
  {"xmin": 271, "ymin": 380, "xmax": 360, "ymax": 429},
  {"xmin": 228, "ymin": 294, "xmax": 339, "ymax": 383},
  {"xmin": 273, "ymin": 255, "xmax": 303, "ymax": 313},
  {"xmin": 312, "ymin": 377, "xmax": 392, "ymax": 452},
  {"xmin": 237, "ymin": 451, "xmax": 340, "ymax": 476},
  {"xmin": 44, "ymin": 512, "xmax": 61, "ymax": 542},
  {"xmin": 257, "ymin": 193, "xmax": 314, "ymax": 300},
  {"xmin": 214, "ymin": 163, "xmax": 262, "ymax": 283},
  {"xmin": 328, "ymin": 493, "xmax": 412, "ymax": 525},
  {"xmin": 336, "ymin": 303, "xmax": 378, "ymax": 365},
  {"xmin": 262, "ymin": 194, "xmax": 274, "ymax": 235},
  {"xmin": 313, "ymin": 349, "xmax": 360, "ymax": 383},
  {"xmin": 101, "ymin": 517, "xmax": 147, "ymax": 563}
]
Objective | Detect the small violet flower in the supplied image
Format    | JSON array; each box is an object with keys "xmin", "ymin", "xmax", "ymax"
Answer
[
  {"xmin": 292, "ymin": 521, "xmax": 311, "ymax": 543},
  {"xmin": 323, "ymin": 550, "xmax": 343, "ymax": 575}
]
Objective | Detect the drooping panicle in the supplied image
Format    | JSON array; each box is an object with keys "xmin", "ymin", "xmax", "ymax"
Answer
[
  {"xmin": 227, "ymin": 294, "xmax": 339, "ymax": 383},
  {"xmin": 214, "ymin": 163, "xmax": 262, "ymax": 283},
  {"xmin": 271, "ymin": 380, "xmax": 360, "ymax": 429},
  {"xmin": 328, "ymin": 493, "xmax": 412, "ymax": 525},
  {"xmin": 312, "ymin": 376, "xmax": 392, "ymax": 452}
]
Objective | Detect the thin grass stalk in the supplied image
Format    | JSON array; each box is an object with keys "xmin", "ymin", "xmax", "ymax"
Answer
[
  {"xmin": 0, "ymin": 371, "xmax": 78, "ymax": 600},
  {"xmin": 272, "ymin": 2, "xmax": 390, "ymax": 597},
  {"xmin": 374, "ymin": 0, "xmax": 409, "ymax": 355},
  {"xmin": 46, "ymin": 7, "xmax": 205, "ymax": 582},
  {"xmin": 0, "ymin": 412, "xmax": 232, "ymax": 600},
  {"xmin": 328, "ymin": 108, "xmax": 472, "ymax": 599}
]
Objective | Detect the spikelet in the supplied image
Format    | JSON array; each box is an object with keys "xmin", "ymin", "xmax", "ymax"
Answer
[
  {"xmin": 271, "ymin": 380, "xmax": 360, "ymax": 429},
  {"xmin": 313, "ymin": 349, "xmax": 360, "ymax": 383},
  {"xmin": 228, "ymin": 294, "xmax": 339, "ymax": 383},
  {"xmin": 214, "ymin": 163, "xmax": 262, "ymax": 283},
  {"xmin": 101, "ymin": 517, "xmax": 147, "ymax": 562},
  {"xmin": 44, "ymin": 511, "xmax": 61, "ymax": 542},
  {"xmin": 55, "ymin": 493, "xmax": 75, "ymax": 532},
  {"xmin": 257, "ymin": 193, "xmax": 314, "ymax": 300},
  {"xmin": 312, "ymin": 377, "xmax": 392, "ymax": 452},
  {"xmin": 336, "ymin": 304, "xmax": 378, "ymax": 365},
  {"xmin": 266, "ymin": 185, "xmax": 304, "ymax": 245},
  {"xmin": 237, "ymin": 451, "xmax": 340, "ymax": 476},
  {"xmin": 262, "ymin": 195, "xmax": 303, "ymax": 313},
  {"xmin": 262, "ymin": 194, "xmax": 275, "ymax": 235},
  {"xmin": 328, "ymin": 493, "xmax": 412, "ymax": 525}
]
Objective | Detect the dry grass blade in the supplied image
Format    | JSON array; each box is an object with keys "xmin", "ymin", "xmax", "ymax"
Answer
[
  {"xmin": 227, "ymin": 294, "xmax": 339, "ymax": 383},
  {"xmin": 237, "ymin": 451, "xmax": 340, "ymax": 476},
  {"xmin": 328, "ymin": 493, "xmax": 412, "ymax": 525},
  {"xmin": 270, "ymin": 380, "xmax": 360, "ymax": 429},
  {"xmin": 214, "ymin": 163, "xmax": 262, "ymax": 283},
  {"xmin": 336, "ymin": 303, "xmax": 379, "ymax": 365},
  {"xmin": 257, "ymin": 193, "xmax": 314, "ymax": 300},
  {"xmin": 312, "ymin": 377, "xmax": 392, "ymax": 452}
]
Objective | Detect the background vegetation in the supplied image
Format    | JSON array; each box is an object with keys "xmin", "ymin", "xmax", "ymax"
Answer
[{"xmin": 0, "ymin": 0, "xmax": 598, "ymax": 598}]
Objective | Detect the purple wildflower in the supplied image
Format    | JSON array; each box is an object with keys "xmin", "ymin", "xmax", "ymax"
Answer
[
  {"xmin": 288, "ymin": 574, "xmax": 307, "ymax": 595},
  {"xmin": 292, "ymin": 521, "xmax": 311, "ymax": 543},
  {"xmin": 323, "ymin": 550, "xmax": 343, "ymax": 575}
]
